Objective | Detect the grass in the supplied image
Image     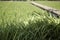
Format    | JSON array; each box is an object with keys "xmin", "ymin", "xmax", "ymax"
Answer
[
  {"xmin": 35, "ymin": 1, "xmax": 60, "ymax": 10},
  {"xmin": 0, "ymin": 1, "xmax": 44, "ymax": 24},
  {"xmin": 0, "ymin": 1, "xmax": 60, "ymax": 40}
]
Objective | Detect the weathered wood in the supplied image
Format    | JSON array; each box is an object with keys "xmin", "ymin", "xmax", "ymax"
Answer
[{"xmin": 31, "ymin": 2, "xmax": 60, "ymax": 17}]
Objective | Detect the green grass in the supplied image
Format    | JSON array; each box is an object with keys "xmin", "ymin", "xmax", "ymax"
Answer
[
  {"xmin": 35, "ymin": 1, "xmax": 60, "ymax": 10},
  {"xmin": 0, "ymin": 1, "xmax": 44, "ymax": 24},
  {"xmin": 0, "ymin": 1, "xmax": 60, "ymax": 40}
]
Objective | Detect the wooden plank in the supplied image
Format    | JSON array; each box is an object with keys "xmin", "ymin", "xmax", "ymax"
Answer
[{"xmin": 31, "ymin": 2, "xmax": 60, "ymax": 17}]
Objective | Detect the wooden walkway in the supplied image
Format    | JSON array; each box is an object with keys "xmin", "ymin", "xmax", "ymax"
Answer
[{"xmin": 31, "ymin": 2, "xmax": 60, "ymax": 17}]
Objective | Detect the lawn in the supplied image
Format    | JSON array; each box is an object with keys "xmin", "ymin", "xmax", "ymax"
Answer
[
  {"xmin": 35, "ymin": 1, "xmax": 60, "ymax": 10},
  {"xmin": 0, "ymin": 1, "xmax": 60, "ymax": 40}
]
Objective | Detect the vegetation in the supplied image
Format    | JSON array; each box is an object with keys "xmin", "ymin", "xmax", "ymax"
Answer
[
  {"xmin": 0, "ymin": 1, "xmax": 60, "ymax": 40},
  {"xmin": 0, "ymin": 0, "xmax": 60, "ymax": 1},
  {"xmin": 34, "ymin": 0, "xmax": 60, "ymax": 1},
  {"xmin": 35, "ymin": 1, "xmax": 60, "ymax": 10}
]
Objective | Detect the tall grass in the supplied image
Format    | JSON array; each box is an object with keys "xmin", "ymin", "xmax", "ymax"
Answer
[
  {"xmin": 0, "ymin": 2, "xmax": 60, "ymax": 40},
  {"xmin": 0, "ymin": 11, "xmax": 60, "ymax": 40}
]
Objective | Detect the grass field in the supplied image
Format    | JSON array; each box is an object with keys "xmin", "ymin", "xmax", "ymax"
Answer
[
  {"xmin": 0, "ymin": 2, "xmax": 44, "ymax": 24},
  {"xmin": 35, "ymin": 1, "xmax": 60, "ymax": 10},
  {"xmin": 0, "ymin": 1, "xmax": 60, "ymax": 40}
]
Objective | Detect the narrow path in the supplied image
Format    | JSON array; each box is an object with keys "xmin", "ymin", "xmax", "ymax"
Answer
[{"xmin": 31, "ymin": 2, "xmax": 60, "ymax": 17}]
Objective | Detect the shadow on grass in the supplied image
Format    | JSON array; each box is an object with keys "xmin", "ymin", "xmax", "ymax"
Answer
[{"xmin": 0, "ymin": 17, "xmax": 60, "ymax": 40}]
